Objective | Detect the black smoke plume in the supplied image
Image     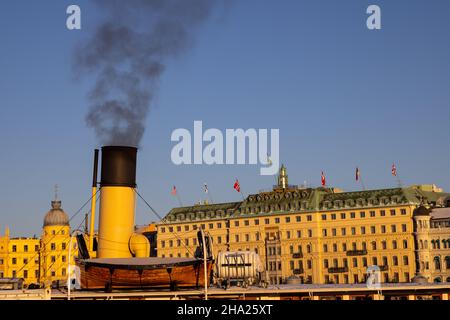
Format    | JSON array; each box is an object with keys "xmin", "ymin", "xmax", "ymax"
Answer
[{"xmin": 75, "ymin": 0, "xmax": 223, "ymax": 147}]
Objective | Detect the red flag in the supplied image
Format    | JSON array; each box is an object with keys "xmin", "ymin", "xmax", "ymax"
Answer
[
  {"xmin": 321, "ymin": 171, "xmax": 326, "ymax": 186},
  {"xmin": 233, "ymin": 179, "xmax": 241, "ymax": 193},
  {"xmin": 356, "ymin": 167, "xmax": 360, "ymax": 181},
  {"xmin": 171, "ymin": 185, "xmax": 177, "ymax": 196},
  {"xmin": 391, "ymin": 163, "xmax": 397, "ymax": 177}
]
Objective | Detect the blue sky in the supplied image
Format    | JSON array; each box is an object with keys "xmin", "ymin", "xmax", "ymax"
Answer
[{"xmin": 1, "ymin": 0, "xmax": 450, "ymax": 236}]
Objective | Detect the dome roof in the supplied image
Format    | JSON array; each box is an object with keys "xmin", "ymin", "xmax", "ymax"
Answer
[{"xmin": 43, "ymin": 201, "xmax": 69, "ymax": 227}]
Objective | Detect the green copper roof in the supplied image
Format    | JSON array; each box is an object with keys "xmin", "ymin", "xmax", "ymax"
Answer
[{"xmin": 161, "ymin": 186, "xmax": 450, "ymax": 224}]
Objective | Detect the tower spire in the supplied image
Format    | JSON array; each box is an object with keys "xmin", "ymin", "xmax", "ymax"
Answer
[
  {"xmin": 277, "ymin": 164, "xmax": 288, "ymax": 189},
  {"xmin": 54, "ymin": 184, "xmax": 59, "ymax": 201}
]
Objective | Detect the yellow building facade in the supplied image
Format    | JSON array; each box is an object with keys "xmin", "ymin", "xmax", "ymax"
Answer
[
  {"xmin": 0, "ymin": 199, "xmax": 76, "ymax": 287},
  {"xmin": 157, "ymin": 166, "xmax": 450, "ymax": 285}
]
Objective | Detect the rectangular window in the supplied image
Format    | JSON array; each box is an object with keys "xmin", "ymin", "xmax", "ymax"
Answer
[
  {"xmin": 62, "ymin": 243, "xmax": 66, "ymax": 250},
  {"xmin": 322, "ymin": 229, "xmax": 327, "ymax": 237},
  {"xmin": 390, "ymin": 209, "xmax": 396, "ymax": 216},
  {"xmin": 169, "ymin": 227, "xmax": 173, "ymax": 232},
  {"xmin": 333, "ymin": 243, "xmax": 337, "ymax": 252},
  {"xmin": 307, "ymin": 215, "xmax": 312, "ymax": 221},
  {"xmin": 234, "ymin": 221, "xmax": 239, "ymax": 227},
  {"xmin": 381, "ymin": 225, "xmax": 386, "ymax": 233},
  {"xmin": 192, "ymin": 225, "xmax": 197, "ymax": 231},
  {"xmin": 12, "ymin": 258, "xmax": 17, "ymax": 265},
  {"xmin": 217, "ymin": 236, "xmax": 222, "ymax": 244},
  {"xmin": 382, "ymin": 241, "xmax": 387, "ymax": 249},
  {"xmin": 201, "ymin": 224, "xmax": 205, "ymax": 230},
  {"xmin": 297, "ymin": 230, "xmax": 301, "ymax": 238},
  {"xmin": 392, "ymin": 240, "xmax": 397, "ymax": 249},
  {"xmin": 341, "ymin": 228, "xmax": 346, "ymax": 236},
  {"xmin": 177, "ymin": 226, "xmax": 182, "ymax": 232},
  {"xmin": 361, "ymin": 226, "xmax": 366, "ymax": 235},
  {"xmin": 393, "ymin": 256, "xmax": 398, "ymax": 266},
  {"xmin": 321, "ymin": 214, "xmax": 327, "ymax": 221},
  {"xmin": 160, "ymin": 227, "xmax": 165, "ymax": 233},
  {"xmin": 35, "ymin": 245, "xmax": 39, "ymax": 252},
  {"xmin": 209, "ymin": 224, "xmax": 213, "ymax": 229},
  {"xmin": 308, "ymin": 230, "xmax": 312, "ymax": 237},
  {"xmin": 401, "ymin": 209, "xmax": 407, "ymax": 215},
  {"xmin": 371, "ymin": 226, "xmax": 376, "ymax": 234},
  {"xmin": 350, "ymin": 212, "xmax": 356, "ymax": 219},
  {"xmin": 340, "ymin": 213, "xmax": 346, "ymax": 219},
  {"xmin": 245, "ymin": 234, "xmax": 250, "ymax": 242},
  {"xmin": 244, "ymin": 220, "xmax": 249, "ymax": 226},
  {"xmin": 323, "ymin": 244, "xmax": 328, "ymax": 252},
  {"xmin": 296, "ymin": 216, "xmax": 301, "ymax": 222},
  {"xmin": 370, "ymin": 211, "xmax": 376, "ymax": 217},
  {"xmin": 331, "ymin": 214, "xmax": 336, "ymax": 220},
  {"xmin": 360, "ymin": 211, "xmax": 365, "ymax": 218},
  {"xmin": 185, "ymin": 225, "xmax": 189, "ymax": 231},
  {"xmin": 12, "ymin": 245, "xmax": 17, "ymax": 252},
  {"xmin": 286, "ymin": 231, "xmax": 291, "ymax": 239},
  {"xmin": 403, "ymin": 240, "xmax": 408, "ymax": 249},
  {"xmin": 161, "ymin": 241, "xmax": 165, "ymax": 248},
  {"xmin": 402, "ymin": 224, "xmax": 407, "ymax": 232},
  {"xmin": 342, "ymin": 243, "xmax": 347, "ymax": 251},
  {"xmin": 185, "ymin": 239, "xmax": 189, "ymax": 246},
  {"xmin": 265, "ymin": 218, "xmax": 270, "ymax": 225},
  {"xmin": 51, "ymin": 243, "xmax": 56, "ymax": 251},
  {"xmin": 380, "ymin": 210, "xmax": 386, "ymax": 217},
  {"xmin": 235, "ymin": 235, "xmax": 239, "ymax": 242},
  {"xmin": 255, "ymin": 233, "xmax": 260, "ymax": 241},
  {"xmin": 217, "ymin": 223, "xmax": 222, "ymax": 228},
  {"xmin": 391, "ymin": 225, "xmax": 397, "ymax": 233},
  {"xmin": 24, "ymin": 245, "xmax": 28, "ymax": 252},
  {"xmin": 51, "ymin": 256, "xmax": 56, "ymax": 263},
  {"xmin": 254, "ymin": 220, "xmax": 259, "ymax": 226},
  {"xmin": 351, "ymin": 227, "xmax": 356, "ymax": 235},
  {"xmin": 332, "ymin": 228, "xmax": 337, "ymax": 236},
  {"xmin": 275, "ymin": 218, "xmax": 280, "ymax": 224},
  {"xmin": 285, "ymin": 217, "xmax": 290, "ymax": 223},
  {"xmin": 169, "ymin": 240, "xmax": 173, "ymax": 247}
]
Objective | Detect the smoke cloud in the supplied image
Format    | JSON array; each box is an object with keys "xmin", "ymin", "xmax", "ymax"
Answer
[{"xmin": 76, "ymin": 0, "xmax": 224, "ymax": 147}]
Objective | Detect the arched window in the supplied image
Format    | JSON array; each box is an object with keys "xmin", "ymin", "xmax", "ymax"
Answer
[
  {"xmin": 436, "ymin": 239, "xmax": 441, "ymax": 249},
  {"xmin": 424, "ymin": 240, "xmax": 428, "ymax": 249},
  {"xmin": 446, "ymin": 277, "xmax": 450, "ymax": 283},
  {"xmin": 434, "ymin": 277, "xmax": 442, "ymax": 283},
  {"xmin": 445, "ymin": 256, "xmax": 450, "ymax": 270},
  {"xmin": 434, "ymin": 256, "xmax": 441, "ymax": 270},
  {"xmin": 431, "ymin": 240, "xmax": 436, "ymax": 249},
  {"xmin": 420, "ymin": 240, "xmax": 423, "ymax": 249}
]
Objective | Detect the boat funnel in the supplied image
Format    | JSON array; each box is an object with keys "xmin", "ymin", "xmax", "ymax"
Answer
[{"xmin": 97, "ymin": 146, "xmax": 137, "ymax": 258}]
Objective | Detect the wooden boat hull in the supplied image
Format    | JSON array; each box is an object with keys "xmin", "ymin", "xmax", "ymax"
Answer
[{"xmin": 76, "ymin": 257, "xmax": 214, "ymax": 290}]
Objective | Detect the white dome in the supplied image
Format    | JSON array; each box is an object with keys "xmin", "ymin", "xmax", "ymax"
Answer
[{"xmin": 43, "ymin": 201, "xmax": 69, "ymax": 227}]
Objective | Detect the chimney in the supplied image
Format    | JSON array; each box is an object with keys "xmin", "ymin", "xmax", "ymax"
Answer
[{"xmin": 97, "ymin": 146, "xmax": 137, "ymax": 258}]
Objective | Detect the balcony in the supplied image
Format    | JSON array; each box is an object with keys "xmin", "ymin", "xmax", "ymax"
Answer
[
  {"xmin": 293, "ymin": 269, "xmax": 304, "ymax": 275},
  {"xmin": 346, "ymin": 250, "xmax": 368, "ymax": 256},
  {"xmin": 328, "ymin": 267, "xmax": 349, "ymax": 273},
  {"xmin": 379, "ymin": 265, "xmax": 388, "ymax": 271},
  {"xmin": 292, "ymin": 253, "xmax": 303, "ymax": 259}
]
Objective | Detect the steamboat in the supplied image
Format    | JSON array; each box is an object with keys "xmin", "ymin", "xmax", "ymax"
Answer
[{"xmin": 75, "ymin": 146, "xmax": 214, "ymax": 291}]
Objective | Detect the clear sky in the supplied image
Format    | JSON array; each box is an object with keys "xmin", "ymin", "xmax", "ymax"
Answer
[{"xmin": 1, "ymin": 0, "xmax": 450, "ymax": 237}]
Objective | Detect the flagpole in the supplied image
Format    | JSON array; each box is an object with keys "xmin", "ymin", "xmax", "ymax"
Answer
[{"xmin": 176, "ymin": 194, "xmax": 183, "ymax": 207}]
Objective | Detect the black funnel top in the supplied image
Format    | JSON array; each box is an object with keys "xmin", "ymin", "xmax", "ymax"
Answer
[{"xmin": 100, "ymin": 146, "xmax": 137, "ymax": 188}]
